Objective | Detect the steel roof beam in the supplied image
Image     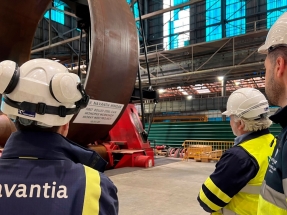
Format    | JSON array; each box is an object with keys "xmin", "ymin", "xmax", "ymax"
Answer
[
  {"xmin": 135, "ymin": 62, "xmax": 264, "ymax": 84},
  {"xmin": 135, "ymin": 0, "xmax": 203, "ymax": 21}
]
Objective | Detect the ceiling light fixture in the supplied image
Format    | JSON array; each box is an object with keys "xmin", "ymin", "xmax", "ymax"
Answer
[{"xmin": 217, "ymin": 76, "xmax": 224, "ymax": 81}]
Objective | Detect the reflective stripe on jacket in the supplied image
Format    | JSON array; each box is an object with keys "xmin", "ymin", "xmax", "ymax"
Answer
[
  {"xmin": 258, "ymin": 181, "xmax": 287, "ymax": 214},
  {"xmin": 223, "ymin": 133, "xmax": 275, "ymax": 215},
  {"xmin": 257, "ymin": 106, "xmax": 287, "ymax": 214}
]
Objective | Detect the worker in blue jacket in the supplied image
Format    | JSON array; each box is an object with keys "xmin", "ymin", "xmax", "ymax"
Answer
[
  {"xmin": 257, "ymin": 11, "xmax": 287, "ymax": 214},
  {"xmin": 197, "ymin": 88, "xmax": 275, "ymax": 215},
  {"xmin": 0, "ymin": 59, "xmax": 118, "ymax": 215}
]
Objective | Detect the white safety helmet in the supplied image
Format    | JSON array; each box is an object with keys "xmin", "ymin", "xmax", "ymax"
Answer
[
  {"xmin": 0, "ymin": 59, "xmax": 89, "ymax": 127},
  {"xmin": 222, "ymin": 88, "xmax": 269, "ymax": 119},
  {"xmin": 258, "ymin": 12, "xmax": 287, "ymax": 54}
]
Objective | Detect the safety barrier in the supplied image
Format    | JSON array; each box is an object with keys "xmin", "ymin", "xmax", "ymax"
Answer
[
  {"xmin": 183, "ymin": 140, "xmax": 233, "ymax": 152},
  {"xmin": 182, "ymin": 140, "xmax": 234, "ymax": 162}
]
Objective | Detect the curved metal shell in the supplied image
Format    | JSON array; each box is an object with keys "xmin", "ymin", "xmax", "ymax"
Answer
[
  {"xmin": 0, "ymin": 0, "xmax": 52, "ymax": 144},
  {"xmin": 0, "ymin": 0, "xmax": 138, "ymax": 146},
  {"xmin": 0, "ymin": 0, "xmax": 52, "ymax": 64},
  {"xmin": 0, "ymin": 113, "xmax": 16, "ymax": 147},
  {"xmin": 68, "ymin": 0, "xmax": 138, "ymax": 145}
]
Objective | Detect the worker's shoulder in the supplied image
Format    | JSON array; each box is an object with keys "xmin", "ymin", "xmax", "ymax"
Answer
[
  {"xmin": 82, "ymin": 165, "xmax": 116, "ymax": 187},
  {"xmin": 220, "ymin": 147, "xmax": 259, "ymax": 172},
  {"xmin": 225, "ymin": 146, "xmax": 250, "ymax": 158},
  {"xmin": 279, "ymin": 130, "xmax": 287, "ymax": 147}
]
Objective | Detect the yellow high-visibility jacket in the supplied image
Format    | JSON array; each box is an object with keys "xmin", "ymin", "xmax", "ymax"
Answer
[{"xmin": 198, "ymin": 129, "xmax": 275, "ymax": 215}]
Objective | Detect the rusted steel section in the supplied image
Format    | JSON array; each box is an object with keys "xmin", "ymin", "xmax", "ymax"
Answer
[
  {"xmin": 0, "ymin": 0, "xmax": 138, "ymax": 146},
  {"xmin": 0, "ymin": 0, "xmax": 52, "ymax": 144},
  {"xmin": 68, "ymin": 0, "xmax": 138, "ymax": 145},
  {"xmin": 0, "ymin": 112, "xmax": 16, "ymax": 147},
  {"xmin": 0, "ymin": 0, "xmax": 52, "ymax": 64},
  {"xmin": 88, "ymin": 145, "xmax": 109, "ymax": 163}
]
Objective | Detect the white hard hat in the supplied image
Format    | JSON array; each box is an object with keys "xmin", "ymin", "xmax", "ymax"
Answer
[
  {"xmin": 0, "ymin": 59, "xmax": 89, "ymax": 127},
  {"xmin": 222, "ymin": 88, "xmax": 269, "ymax": 119},
  {"xmin": 258, "ymin": 12, "xmax": 287, "ymax": 54}
]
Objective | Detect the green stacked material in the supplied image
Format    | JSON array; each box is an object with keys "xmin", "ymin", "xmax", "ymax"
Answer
[{"xmin": 146, "ymin": 121, "xmax": 281, "ymax": 147}]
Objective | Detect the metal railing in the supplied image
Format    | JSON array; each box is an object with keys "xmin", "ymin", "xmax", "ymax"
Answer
[
  {"xmin": 140, "ymin": 18, "xmax": 269, "ymax": 55},
  {"xmin": 182, "ymin": 140, "xmax": 234, "ymax": 152}
]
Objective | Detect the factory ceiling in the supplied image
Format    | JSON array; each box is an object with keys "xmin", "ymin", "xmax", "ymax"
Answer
[{"xmin": 29, "ymin": 1, "xmax": 269, "ymax": 100}]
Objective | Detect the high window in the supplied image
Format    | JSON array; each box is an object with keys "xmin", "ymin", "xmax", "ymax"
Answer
[
  {"xmin": 267, "ymin": 0, "xmax": 287, "ymax": 28},
  {"xmin": 163, "ymin": 0, "xmax": 190, "ymax": 50},
  {"xmin": 206, "ymin": 0, "xmax": 246, "ymax": 41},
  {"xmin": 225, "ymin": 0, "xmax": 246, "ymax": 37},
  {"xmin": 206, "ymin": 0, "xmax": 222, "ymax": 41},
  {"xmin": 44, "ymin": 0, "xmax": 65, "ymax": 25}
]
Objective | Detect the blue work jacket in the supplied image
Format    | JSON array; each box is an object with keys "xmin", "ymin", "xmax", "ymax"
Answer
[{"xmin": 0, "ymin": 131, "xmax": 118, "ymax": 215}]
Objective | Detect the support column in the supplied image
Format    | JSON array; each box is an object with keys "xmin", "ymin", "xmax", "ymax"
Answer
[
  {"xmin": 221, "ymin": 0, "xmax": 226, "ymax": 38},
  {"xmin": 71, "ymin": 15, "xmax": 74, "ymax": 71},
  {"xmin": 144, "ymin": 0, "xmax": 149, "ymax": 42},
  {"xmin": 48, "ymin": 8, "xmax": 52, "ymax": 46},
  {"xmin": 222, "ymin": 78, "xmax": 226, "ymax": 121},
  {"xmin": 42, "ymin": 18, "xmax": 46, "ymax": 58}
]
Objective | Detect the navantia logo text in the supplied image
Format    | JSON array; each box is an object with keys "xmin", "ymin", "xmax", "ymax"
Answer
[{"xmin": 0, "ymin": 182, "xmax": 68, "ymax": 198}]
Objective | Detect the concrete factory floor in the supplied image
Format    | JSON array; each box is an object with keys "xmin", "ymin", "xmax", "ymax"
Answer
[{"xmin": 105, "ymin": 156, "xmax": 216, "ymax": 215}]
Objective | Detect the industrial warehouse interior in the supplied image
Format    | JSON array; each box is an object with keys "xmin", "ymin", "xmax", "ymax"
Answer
[{"xmin": 0, "ymin": 0, "xmax": 286, "ymax": 214}]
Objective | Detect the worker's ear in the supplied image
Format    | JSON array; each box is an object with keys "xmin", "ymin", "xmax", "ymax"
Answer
[
  {"xmin": 238, "ymin": 119, "xmax": 245, "ymax": 131},
  {"xmin": 57, "ymin": 123, "xmax": 69, "ymax": 137},
  {"xmin": 275, "ymin": 56, "xmax": 285, "ymax": 78}
]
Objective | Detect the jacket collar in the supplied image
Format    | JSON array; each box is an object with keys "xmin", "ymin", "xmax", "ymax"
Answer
[
  {"xmin": 234, "ymin": 132, "xmax": 252, "ymax": 146},
  {"xmin": 1, "ymin": 131, "xmax": 107, "ymax": 172},
  {"xmin": 236, "ymin": 128, "xmax": 270, "ymax": 146},
  {"xmin": 269, "ymin": 106, "xmax": 287, "ymax": 128}
]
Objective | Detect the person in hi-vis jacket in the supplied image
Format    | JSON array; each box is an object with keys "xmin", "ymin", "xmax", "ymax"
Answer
[
  {"xmin": 257, "ymin": 11, "xmax": 287, "ymax": 215},
  {"xmin": 198, "ymin": 88, "xmax": 275, "ymax": 215}
]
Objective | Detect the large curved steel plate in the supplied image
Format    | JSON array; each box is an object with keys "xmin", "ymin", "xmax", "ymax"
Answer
[
  {"xmin": 0, "ymin": 0, "xmax": 52, "ymax": 143},
  {"xmin": 0, "ymin": 0, "xmax": 138, "ymax": 146},
  {"xmin": 68, "ymin": 0, "xmax": 138, "ymax": 145},
  {"xmin": 0, "ymin": 113, "xmax": 16, "ymax": 147},
  {"xmin": 0, "ymin": 0, "xmax": 52, "ymax": 64}
]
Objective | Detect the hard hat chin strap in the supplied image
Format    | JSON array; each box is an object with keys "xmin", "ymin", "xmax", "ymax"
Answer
[
  {"xmin": 3, "ymin": 95, "xmax": 82, "ymax": 118},
  {"xmin": 75, "ymin": 84, "xmax": 90, "ymax": 109}
]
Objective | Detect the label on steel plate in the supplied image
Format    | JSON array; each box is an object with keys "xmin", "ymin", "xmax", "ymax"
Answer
[{"xmin": 73, "ymin": 99, "xmax": 124, "ymax": 125}]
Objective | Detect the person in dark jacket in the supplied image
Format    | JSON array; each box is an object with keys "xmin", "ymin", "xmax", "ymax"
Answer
[
  {"xmin": 0, "ymin": 59, "xmax": 118, "ymax": 215},
  {"xmin": 197, "ymin": 88, "xmax": 275, "ymax": 215},
  {"xmin": 257, "ymin": 11, "xmax": 287, "ymax": 215}
]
